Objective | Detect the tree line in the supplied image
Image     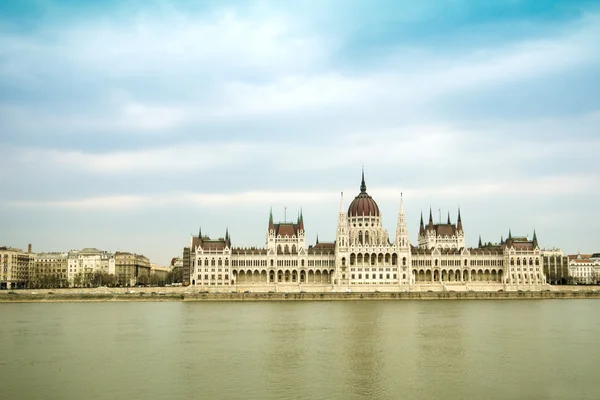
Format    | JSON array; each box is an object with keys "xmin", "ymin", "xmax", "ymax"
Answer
[{"xmin": 26, "ymin": 268, "xmax": 184, "ymax": 289}]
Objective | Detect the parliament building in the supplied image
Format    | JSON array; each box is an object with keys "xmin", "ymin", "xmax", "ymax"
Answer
[{"xmin": 184, "ymin": 172, "xmax": 546, "ymax": 292}]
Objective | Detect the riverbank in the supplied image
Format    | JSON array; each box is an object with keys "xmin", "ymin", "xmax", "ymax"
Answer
[{"xmin": 2, "ymin": 288, "xmax": 600, "ymax": 302}]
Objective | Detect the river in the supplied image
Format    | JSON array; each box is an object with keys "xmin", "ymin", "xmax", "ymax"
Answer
[{"xmin": 1, "ymin": 300, "xmax": 599, "ymax": 400}]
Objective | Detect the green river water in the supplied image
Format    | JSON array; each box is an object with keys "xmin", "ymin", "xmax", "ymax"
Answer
[{"xmin": 1, "ymin": 300, "xmax": 599, "ymax": 400}]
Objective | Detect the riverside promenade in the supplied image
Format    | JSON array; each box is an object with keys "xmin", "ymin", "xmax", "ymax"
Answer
[{"xmin": 2, "ymin": 285, "xmax": 600, "ymax": 302}]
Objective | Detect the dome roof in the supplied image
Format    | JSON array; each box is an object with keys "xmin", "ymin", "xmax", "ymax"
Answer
[{"xmin": 347, "ymin": 171, "xmax": 380, "ymax": 217}]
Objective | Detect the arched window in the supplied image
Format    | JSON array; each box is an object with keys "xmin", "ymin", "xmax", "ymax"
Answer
[
  {"xmin": 365, "ymin": 231, "xmax": 369, "ymax": 245},
  {"xmin": 402, "ymin": 257, "xmax": 406, "ymax": 266},
  {"xmin": 358, "ymin": 231, "xmax": 363, "ymax": 245}
]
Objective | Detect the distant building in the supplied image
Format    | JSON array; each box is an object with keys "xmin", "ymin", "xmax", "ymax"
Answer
[
  {"xmin": 0, "ymin": 245, "xmax": 34, "ymax": 289},
  {"xmin": 151, "ymin": 264, "xmax": 170, "ymax": 282},
  {"xmin": 67, "ymin": 248, "xmax": 115, "ymax": 286},
  {"xmin": 32, "ymin": 252, "xmax": 69, "ymax": 288},
  {"xmin": 115, "ymin": 252, "xmax": 150, "ymax": 286},
  {"xmin": 542, "ymin": 249, "xmax": 570, "ymax": 284},
  {"xmin": 182, "ymin": 248, "xmax": 191, "ymax": 286},
  {"xmin": 186, "ymin": 171, "xmax": 547, "ymax": 292},
  {"xmin": 568, "ymin": 254, "xmax": 600, "ymax": 284}
]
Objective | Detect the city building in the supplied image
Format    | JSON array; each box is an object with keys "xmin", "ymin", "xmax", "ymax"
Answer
[
  {"xmin": 115, "ymin": 252, "xmax": 151, "ymax": 286},
  {"xmin": 568, "ymin": 253, "xmax": 600, "ymax": 284},
  {"xmin": 542, "ymin": 249, "xmax": 570, "ymax": 284},
  {"xmin": 31, "ymin": 252, "xmax": 69, "ymax": 288},
  {"xmin": 67, "ymin": 248, "xmax": 115, "ymax": 286},
  {"xmin": 186, "ymin": 172, "xmax": 548, "ymax": 292},
  {"xmin": 0, "ymin": 245, "xmax": 34, "ymax": 289}
]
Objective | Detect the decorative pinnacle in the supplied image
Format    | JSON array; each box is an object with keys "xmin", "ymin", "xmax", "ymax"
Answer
[{"xmin": 360, "ymin": 167, "xmax": 367, "ymax": 193}]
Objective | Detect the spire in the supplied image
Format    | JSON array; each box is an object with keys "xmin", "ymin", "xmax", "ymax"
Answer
[
  {"xmin": 198, "ymin": 227, "xmax": 202, "ymax": 238},
  {"xmin": 299, "ymin": 207, "xmax": 304, "ymax": 231},
  {"xmin": 447, "ymin": 211, "xmax": 451, "ymax": 224},
  {"xmin": 316, "ymin": 234, "xmax": 319, "ymax": 244},
  {"xmin": 419, "ymin": 211, "xmax": 425, "ymax": 236},
  {"xmin": 457, "ymin": 208, "xmax": 463, "ymax": 232},
  {"xmin": 400, "ymin": 192, "xmax": 404, "ymax": 212},
  {"xmin": 225, "ymin": 227, "xmax": 229, "ymax": 240},
  {"xmin": 508, "ymin": 229, "xmax": 512, "ymax": 239},
  {"xmin": 339, "ymin": 192, "xmax": 344, "ymax": 213},
  {"xmin": 533, "ymin": 229, "xmax": 538, "ymax": 248},
  {"xmin": 478, "ymin": 235, "xmax": 482, "ymax": 248},
  {"xmin": 269, "ymin": 208, "xmax": 274, "ymax": 231},
  {"xmin": 500, "ymin": 235, "xmax": 504, "ymax": 245},
  {"xmin": 428, "ymin": 207, "xmax": 434, "ymax": 230},
  {"xmin": 360, "ymin": 167, "xmax": 367, "ymax": 193}
]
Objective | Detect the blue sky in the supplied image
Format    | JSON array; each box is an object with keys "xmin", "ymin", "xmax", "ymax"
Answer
[{"xmin": 1, "ymin": 0, "xmax": 599, "ymax": 265}]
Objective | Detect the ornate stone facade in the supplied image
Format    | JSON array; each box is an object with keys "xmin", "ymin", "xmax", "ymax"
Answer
[{"xmin": 188, "ymin": 172, "xmax": 548, "ymax": 292}]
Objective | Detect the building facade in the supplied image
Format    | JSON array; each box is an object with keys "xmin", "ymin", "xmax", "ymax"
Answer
[
  {"xmin": 31, "ymin": 252, "xmax": 69, "ymax": 288},
  {"xmin": 115, "ymin": 252, "xmax": 151, "ymax": 286},
  {"xmin": 67, "ymin": 248, "xmax": 116, "ymax": 286},
  {"xmin": 568, "ymin": 254, "xmax": 600, "ymax": 284},
  {"xmin": 187, "ymin": 172, "xmax": 548, "ymax": 292},
  {"xmin": 542, "ymin": 249, "xmax": 570, "ymax": 284},
  {"xmin": 0, "ymin": 246, "xmax": 35, "ymax": 289}
]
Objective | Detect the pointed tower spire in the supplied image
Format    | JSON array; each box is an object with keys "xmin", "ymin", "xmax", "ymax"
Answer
[
  {"xmin": 396, "ymin": 192, "xmax": 409, "ymax": 248},
  {"xmin": 268, "ymin": 207, "xmax": 274, "ymax": 231},
  {"xmin": 360, "ymin": 166, "xmax": 367, "ymax": 193},
  {"xmin": 198, "ymin": 227, "xmax": 202, "ymax": 238},
  {"xmin": 478, "ymin": 235, "xmax": 482, "ymax": 248},
  {"xmin": 428, "ymin": 207, "xmax": 434, "ymax": 230},
  {"xmin": 457, "ymin": 208, "xmax": 463, "ymax": 232},
  {"xmin": 336, "ymin": 191, "xmax": 349, "ymax": 250},
  {"xmin": 316, "ymin": 234, "xmax": 319, "ymax": 244},
  {"xmin": 500, "ymin": 235, "xmax": 504, "ymax": 245},
  {"xmin": 419, "ymin": 211, "xmax": 425, "ymax": 236},
  {"xmin": 225, "ymin": 227, "xmax": 229, "ymax": 240},
  {"xmin": 447, "ymin": 211, "xmax": 451, "ymax": 224},
  {"xmin": 508, "ymin": 229, "xmax": 512, "ymax": 239},
  {"xmin": 533, "ymin": 229, "xmax": 538, "ymax": 248},
  {"xmin": 299, "ymin": 207, "xmax": 304, "ymax": 231}
]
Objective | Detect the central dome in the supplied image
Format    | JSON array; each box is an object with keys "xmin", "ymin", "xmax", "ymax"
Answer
[{"xmin": 347, "ymin": 171, "xmax": 380, "ymax": 217}]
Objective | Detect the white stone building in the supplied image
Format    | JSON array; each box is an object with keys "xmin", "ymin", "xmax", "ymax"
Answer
[
  {"xmin": 67, "ymin": 248, "xmax": 115, "ymax": 285},
  {"xmin": 187, "ymin": 172, "xmax": 547, "ymax": 292},
  {"xmin": 568, "ymin": 254, "xmax": 600, "ymax": 284}
]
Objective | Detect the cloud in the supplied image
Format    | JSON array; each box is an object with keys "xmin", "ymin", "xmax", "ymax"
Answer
[
  {"xmin": 2, "ymin": 5, "xmax": 599, "ymax": 138},
  {"xmin": 5, "ymin": 171, "xmax": 597, "ymax": 211},
  {"xmin": 1, "ymin": 1, "xmax": 599, "ymax": 262}
]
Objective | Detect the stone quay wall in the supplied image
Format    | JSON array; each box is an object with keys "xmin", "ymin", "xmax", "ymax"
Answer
[{"xmin": 2, "ymin": 286, "xmax": 600, "ymax": 302}]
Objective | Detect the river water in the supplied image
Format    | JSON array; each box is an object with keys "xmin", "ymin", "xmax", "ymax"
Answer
[{"xmin": 1, "ymin": 300, "xmax": 599, "ymax": 400}]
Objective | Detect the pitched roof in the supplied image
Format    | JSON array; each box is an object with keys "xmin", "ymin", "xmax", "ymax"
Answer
[{"xmin": 274, "ymin": 223, "xmax": 300, "ymax": 237}]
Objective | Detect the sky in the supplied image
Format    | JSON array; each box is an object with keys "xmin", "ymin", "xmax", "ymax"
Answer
[{"xmin": 1, "ymin": 0, "xmax": 599, "ymax": 266}]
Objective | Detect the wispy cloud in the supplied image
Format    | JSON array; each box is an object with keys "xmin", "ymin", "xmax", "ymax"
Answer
[{"xmin": 1, "ymin": 0, "xmax": 599, "ymax": 263}]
